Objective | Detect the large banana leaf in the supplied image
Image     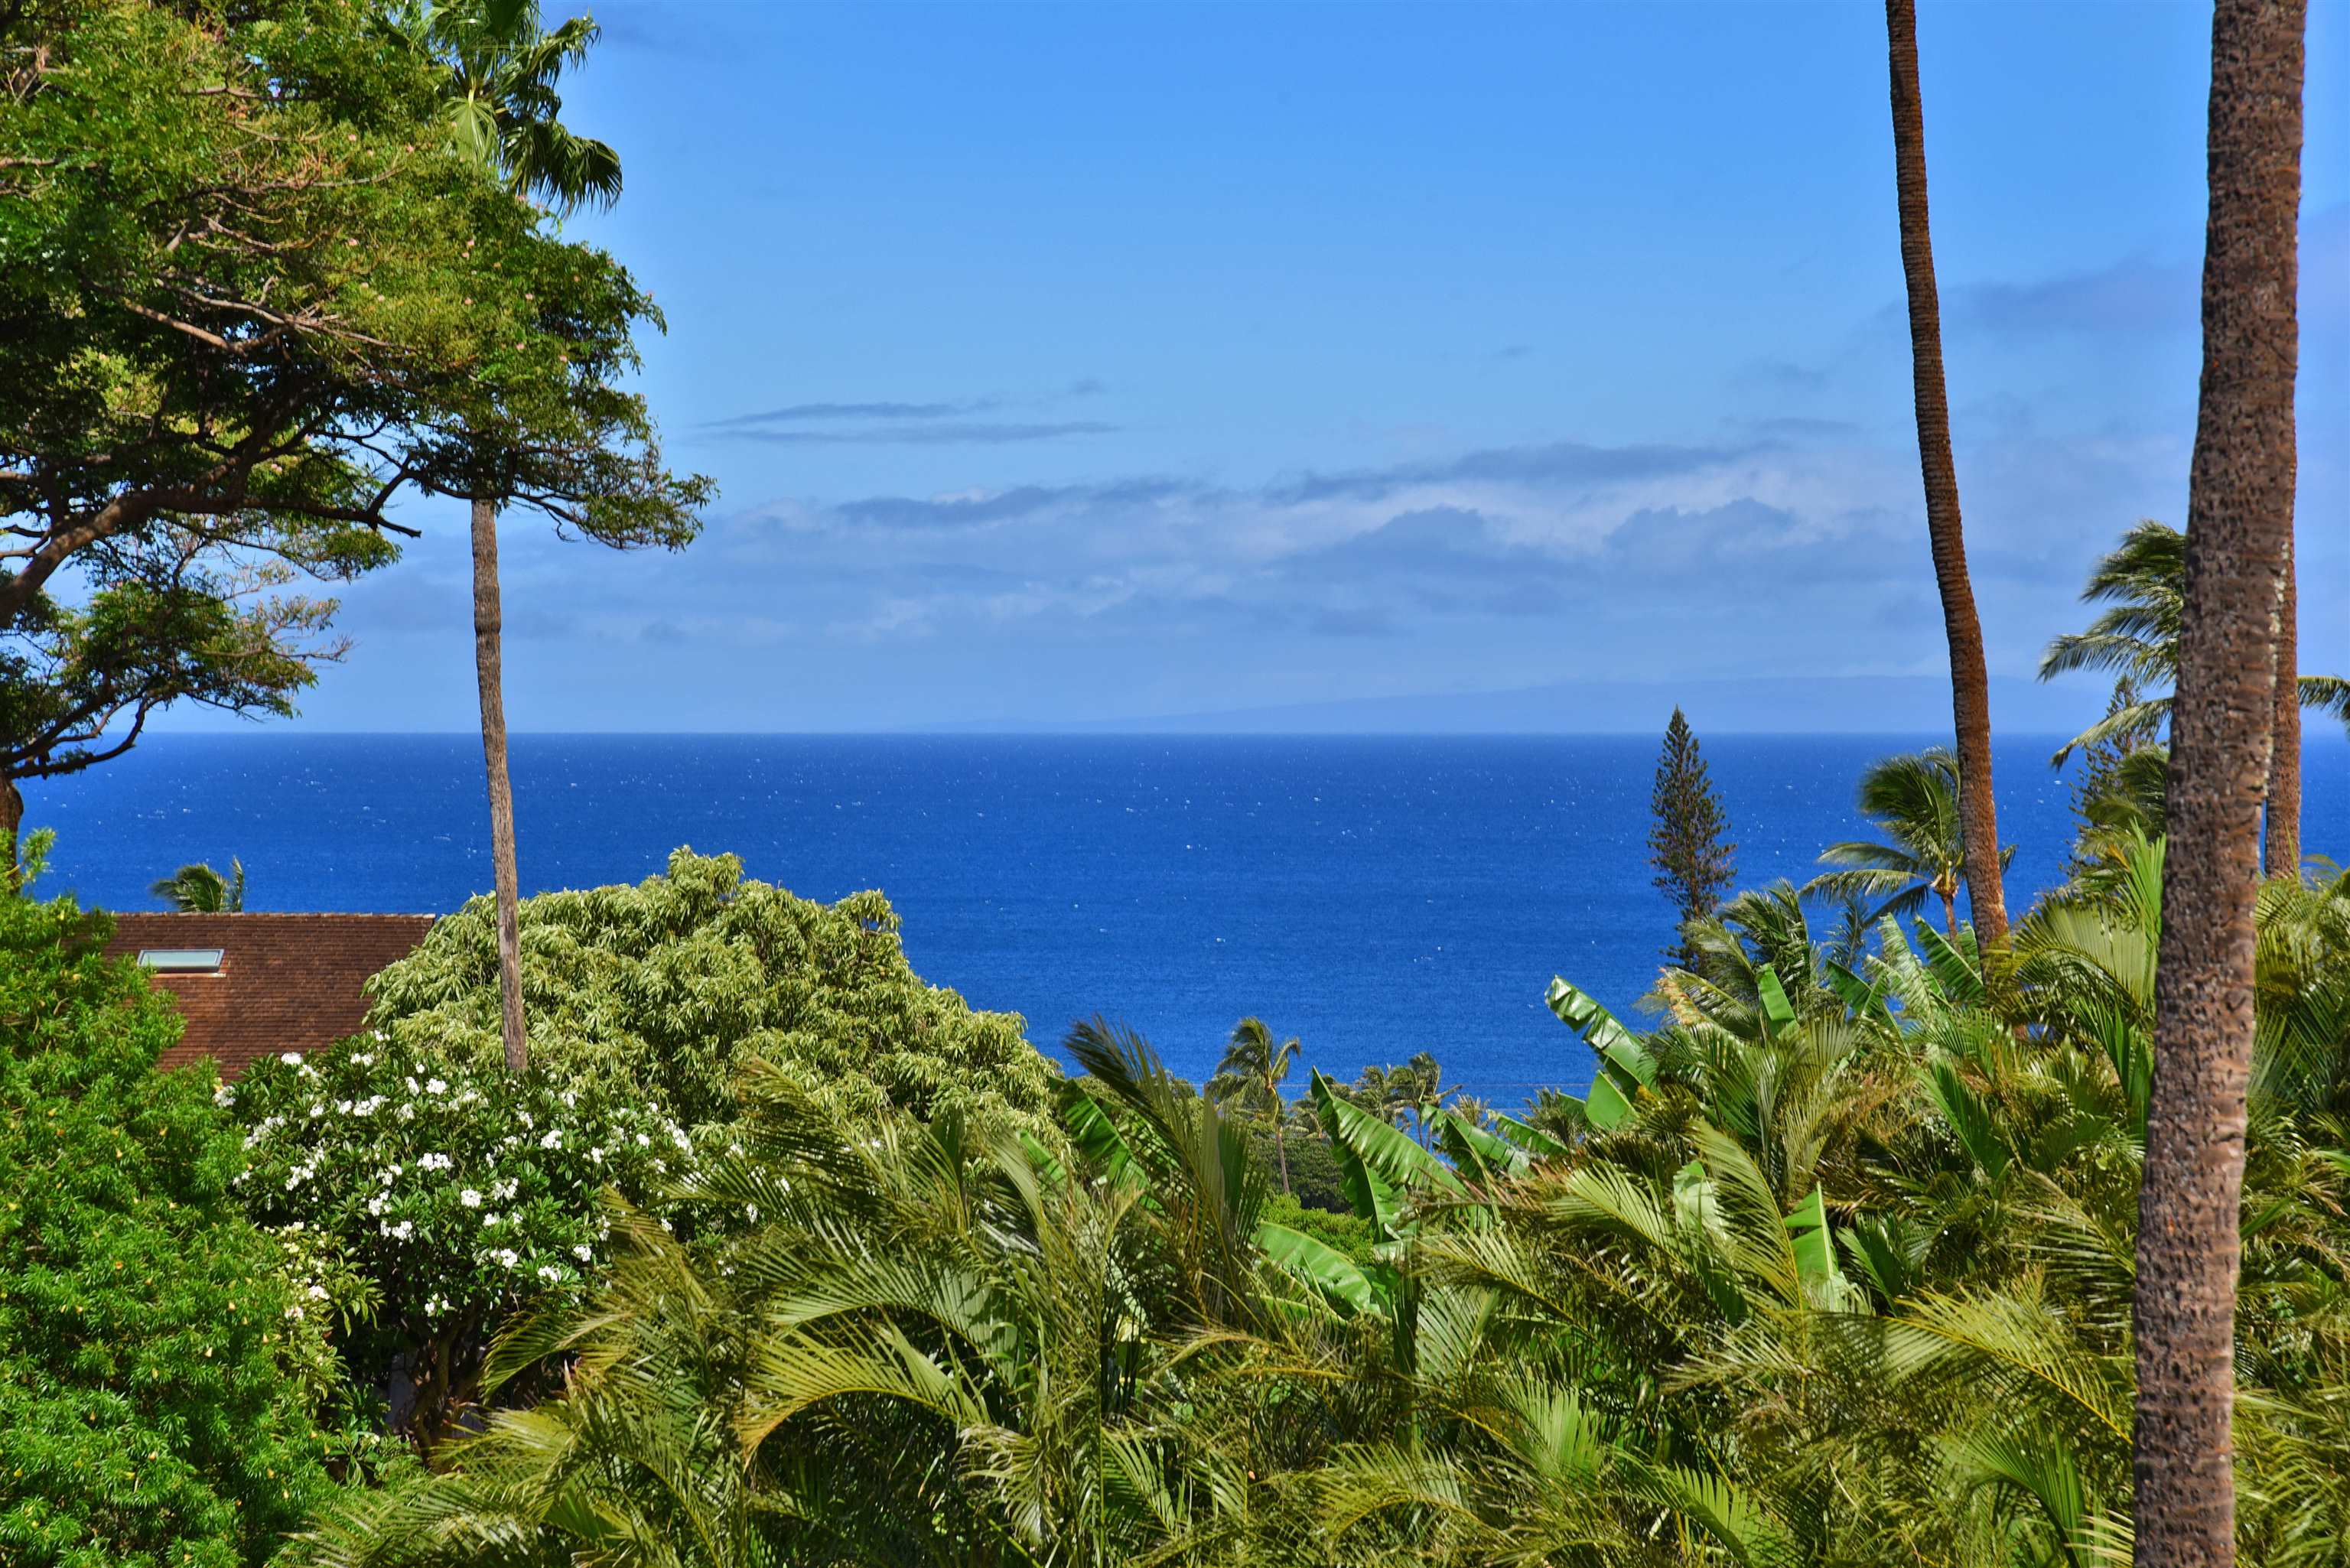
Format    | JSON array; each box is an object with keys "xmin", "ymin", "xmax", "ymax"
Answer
[
  {"xmin": 1544, "ymin": 977, "xmax": 1658, "ymax": 1087},
  {"xmin": 1489, "ymin": 1112, "xmax": 1570, "ymax": 1163},
  {"xmin": 1756, "ymin": 965, "xmax": 1798, "ymax": 1037},
  {"xmin": 1545, "ymin": 978, "xmax": 1658, "ymax": 1130},
  {"xmin": 1783, "ymin": 1185, "xmax": 1856, "ymax": 1309},
  {"xmin": 1310, "ymin": 1069, "xmax": 1463, "ymax": 1241},
  {"xmin": 1257, "ymin": 1220, "xmax": 1382, "ymax": 1316},
  {"xmin": 1432, "ymin": 1108, "xmax": 1528, "ymax": 1182},
  {"xmin": 1060, "ymin": 1085, "xmax": 1148, "ymax": 1193}
]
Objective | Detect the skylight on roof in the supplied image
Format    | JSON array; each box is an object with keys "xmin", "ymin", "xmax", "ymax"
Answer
[{"xmin": 138, "ymin": 948, "xmax": 224, "ymax": 974}]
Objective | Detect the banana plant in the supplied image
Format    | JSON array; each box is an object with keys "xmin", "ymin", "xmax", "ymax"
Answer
[{"xmin": 1543, "ymin": 977, "xmax": 1657, "ymax": 1130}]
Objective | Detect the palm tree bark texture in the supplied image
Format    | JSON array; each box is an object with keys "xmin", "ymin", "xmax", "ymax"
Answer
[
  {"xmin": 2135, "ymin": 1, "xmax": 2304, "ymax": 1563},
  {"xmin": 470, "ymin": 495, "xmax": 529, "ymax": 1075},
  {"xmin": 2266, "ymin": 535, "xmax": 2299, "ymax": 878},
  {"xmin": 1883, "ymin": 0, "xmax": 2009, "ymax": 950}
]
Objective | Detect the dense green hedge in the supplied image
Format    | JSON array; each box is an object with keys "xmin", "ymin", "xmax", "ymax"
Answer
[{"xmin": 0, "ymin": 879, "xmax": 340, "ymax": 1568}]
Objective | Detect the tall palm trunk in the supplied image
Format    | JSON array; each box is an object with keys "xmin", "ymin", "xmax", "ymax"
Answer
[
  {"xmin": 1884, "ymin": 0, "xmax": 2010, "ymax": 950},
  {"xmin": 470, "ymin": 495, "xmax": 529, "ymax": 1075},
  {"xmin": 1270, "ymin": 1101, "xmax": 1291, "ymax": 1196},
  {"xmin": 2266, "ymin": 538, "xmax": 2300, "ymax": 878},
  {"xmin": 2135, "ymin": 2, "xmax": 2304, "ymax": 1563}
]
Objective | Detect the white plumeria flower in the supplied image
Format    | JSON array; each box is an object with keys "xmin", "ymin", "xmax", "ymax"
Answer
[
  {"xmin": 425, "ymin": 1078, "xmax": 447, "ymax": 1096},
  {"xmin": 307, "ymin": 1284, "xmax": 330, "ymax": 1302},
  {"xmin": 461, "ymin": 1189, "xmax": 482, "ymax": 1209},
  {"xmin": 495, "ymin": 1248, "xmax": 519, "ymax": 1270},
  {"xmin": 535, "ymin": 1264, "xmax": 561, "ymax": 1284},
  {"xmin": 388, "ymin": 1220, "xmax": 414, "ymax": 1241},
  {"xmin": 280, "ymin": 1052, "xmax": 303, "ymax": 1067},
  {"xmin": 539, "ymin": 1130, "xmax": 561, "ymax": 1150},
  {"xmin": 213, "ymin": 1085, "xmax": 236, "ymax": 1108},
  {"xmin": 572, "ymin": 1244, "xmax": 594, "ymax": 1262},
  {"xmin": 482, "ymin": 1212, "xmax": 501, "ymax": 1228}
]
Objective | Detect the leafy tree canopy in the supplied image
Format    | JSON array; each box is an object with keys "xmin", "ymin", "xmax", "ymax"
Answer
[
  {"xmin": 363, "ymin": 848, "xmax": 1059, "ymax": 1132},
  {"xmin": 0, "ymin": 0, "xmax": 708, "ymax": 817}
]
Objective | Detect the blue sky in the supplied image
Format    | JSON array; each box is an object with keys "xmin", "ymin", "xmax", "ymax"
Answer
[{"xmin": 271, "ymin": 0, "xmax": 2348, "ymax": 732}]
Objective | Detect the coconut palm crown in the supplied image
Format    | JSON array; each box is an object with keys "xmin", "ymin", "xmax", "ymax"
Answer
[
  {"xmin": 2041, "ymin": 518, "xmax": 2348, "ymax": 763},
  {"xmin": 384, "ymin": 0, "xmax": 621, "ymax": 213},
  {"xmin": 1805, "ymin": 747, "xmax": 2013, "ymax": 934}
]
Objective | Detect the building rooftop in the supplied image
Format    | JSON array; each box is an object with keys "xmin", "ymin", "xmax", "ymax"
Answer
[{"xmin": 103, "ymin": 912, "xmax": 437, "ymax": 1078}]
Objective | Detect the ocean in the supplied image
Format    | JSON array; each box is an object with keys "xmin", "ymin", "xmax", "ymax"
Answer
[{"xmin": 28, "ymin": 733, "xmax": 2345, "ymax": 1105}]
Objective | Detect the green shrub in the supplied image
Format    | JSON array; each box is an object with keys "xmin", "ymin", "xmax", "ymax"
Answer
[
  {"xmin": 364, "ymin": 848, "xmax": 1058, "ymax": 1130},
  {"xmin": 0, "ymin": 870, "xmax": 339, "ymax": 1568}
]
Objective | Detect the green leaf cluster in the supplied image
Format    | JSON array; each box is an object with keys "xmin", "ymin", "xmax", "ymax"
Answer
[
  {"xmin": 0, "ymin": 883, "xmax": 343, "ymax": 1567},
  {"xmin": 362, "ymin": 847, "xmax": 1059, "ymax": 1132},
  {"xmin": 0, "ymin": 0, "xmax": 708, "ymax": 798}
]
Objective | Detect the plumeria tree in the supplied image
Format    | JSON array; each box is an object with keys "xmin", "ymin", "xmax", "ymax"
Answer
[{"xmin": 229, "ymin": 1040, "xmax": 701, "ymax": 1450}]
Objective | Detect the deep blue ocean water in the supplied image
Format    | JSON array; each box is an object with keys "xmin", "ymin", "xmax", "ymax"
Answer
[{"xmin": 28, "ymin": 734, "xmax": 2345, "ymax": 1106}]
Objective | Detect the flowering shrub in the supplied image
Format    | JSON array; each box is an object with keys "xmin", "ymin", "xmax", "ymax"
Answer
[{"xmin": 231, "ymin": 1040, "xmax": 700, "ymax": 1442}]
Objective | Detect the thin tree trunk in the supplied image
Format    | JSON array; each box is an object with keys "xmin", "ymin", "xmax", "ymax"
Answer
[
  {"xmin": 1, "ymin": 776, "xmax": 21, "ymax": 886},
  {"xmin": 1885, "ymin": 0, "xmax": 2009, "ymax": 950},
  {"xmin": 2135, "ymin": 3, "xmax": 2304, "ymax": 1563},
  {"xmin": 2265, "ymin": 536, "xmax": 2300, "ymax": 879},
  {"xmin": 1939, "ymin": 883, "xmax": 1960, "ymax": 940},
  {"xmin": 1272, "ymin": 1111, "xmax": 1291, "ymax": 1196},
  {"xmin": 470, "ymin": 495, "xmax": 529, "ymax": 1076}
]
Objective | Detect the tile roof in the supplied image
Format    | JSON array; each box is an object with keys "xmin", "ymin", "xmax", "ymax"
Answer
[{"xmin": 103, "ymin": 912, "xmax": 437, "ymax": 1079}]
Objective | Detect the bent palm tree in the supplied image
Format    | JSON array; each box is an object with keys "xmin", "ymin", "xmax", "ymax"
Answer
[
  {"xmin": 1207, "ymin": 1015, "xmax": 1300, "ymax": 1193},
  {"xmin": 1806, "ymin": 748, "xmax": 2011, "ymax": 935},
  {"xmin": 149, "ymin": 857, "xmax": 244, "ymax": 912},
  {"xmin": 1884, "ymin": 0, "xmax": 2011, "ymax": 949},
  {"xmin": 390, "ymin": 0, "xmax": 623, "ymax": 1073}
]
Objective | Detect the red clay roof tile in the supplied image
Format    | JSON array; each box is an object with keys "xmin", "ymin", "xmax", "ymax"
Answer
[{"xmin": 103, "ymin": 912, "xmax": 436, "ymax": 1079}]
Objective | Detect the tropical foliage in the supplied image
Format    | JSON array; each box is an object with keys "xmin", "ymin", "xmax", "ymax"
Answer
[
  {"xmin": 0, "ymin": 854, "xmax": 357, "ymax": 1567},
  {"xmin": 151, "ymin": 859, "xmax": 246, "ymax": 912},
  {"xmin": 278, "ymin": 834, "xmax": 2350, "ymax": 1567},
  {"xmin": 2040, "ymin": 518, "xmax": 2348, "ymax": 761},
  {"xmin": 1806, "ymin": 747, "xmax": 2016, "ymax": 934}
]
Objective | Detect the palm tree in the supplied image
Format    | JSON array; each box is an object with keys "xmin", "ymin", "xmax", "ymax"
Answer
[
  {"xmin": 389, "ymin": 0, "xmax": 622, "ymax": 1074},
  {"xmin": 149, "ymin": 858, "xmax": 245, "ymax": 912},
  {"xmin": 1207, "ymin": 1015, "xmax": 1300, "ymax": 1193},
  {"xmin": 1883, "ymin": 0, "xmax": 2011, "ymax": 951},
  {"xmin": 2134, "ymin": 0, "xmax": 2308, "ymax": 1560},
  {"xmin": 1805, "ymin": 749, "xmax": 2012, "ymax": 935},
  {"xmin": 2041, "ymin": 516, "xmax": 2346, "ymax": 875}
]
